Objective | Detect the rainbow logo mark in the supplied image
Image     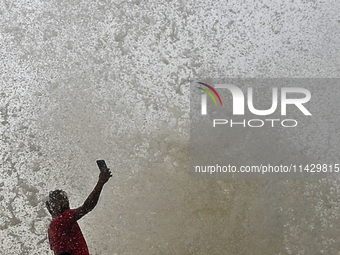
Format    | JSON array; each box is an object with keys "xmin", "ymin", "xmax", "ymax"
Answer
[{"xmin": 196, "ymin": 82, "xmax": 223, "ymax": 106}]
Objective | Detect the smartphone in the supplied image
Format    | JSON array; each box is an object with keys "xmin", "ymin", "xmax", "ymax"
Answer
[{"xmin": 96, "ymin": 160, "xmax": 109, "ymax": 172}]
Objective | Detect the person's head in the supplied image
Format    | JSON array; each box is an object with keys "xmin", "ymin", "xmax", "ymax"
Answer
[{"xmin": 46, "ymin": 190, "xmax": 70, "ymax": 217}]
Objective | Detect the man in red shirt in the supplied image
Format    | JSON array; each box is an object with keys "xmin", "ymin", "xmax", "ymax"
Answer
[{"xmin": 46, "ymin": 170, "xmax": 112, "ymax": 255}]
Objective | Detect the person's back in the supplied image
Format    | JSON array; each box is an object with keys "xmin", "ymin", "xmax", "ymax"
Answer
[
  {"xmin": 48, "ymin": 209, "xmax": 89, "ymax": 255},
  {"xmin": 46, "ymin": 170, "xmax": 112, "ymax": 255}
]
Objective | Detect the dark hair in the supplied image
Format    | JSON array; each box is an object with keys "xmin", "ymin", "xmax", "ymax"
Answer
[
  {"xmin": 48, "ymin": 190, "xmax": 67, "ymax": 201},
  {"xmin": 46, "ymin": 190, "xmax": 68, "ymax": 215},
  {"xmin": 57, "ymin": 252, "xmax": 74, "ymax": 255}
]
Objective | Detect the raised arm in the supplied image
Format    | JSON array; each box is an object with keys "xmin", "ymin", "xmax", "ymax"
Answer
[{"xmin": 74, "ymin": 170, "xmax": 112, "ymax": 221}]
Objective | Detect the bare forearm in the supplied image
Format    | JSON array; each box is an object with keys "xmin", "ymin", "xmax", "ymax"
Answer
[
  {"xmin": 74, "ymin": 170, "xmax": 111, "ymax": 220},
  {"xmin": 82, "ymin": 181, "xmax": 105, "ymax": 212}
]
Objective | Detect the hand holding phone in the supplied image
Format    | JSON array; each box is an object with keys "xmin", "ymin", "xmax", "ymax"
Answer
[{"xmin": 96, "ymin": 160, "xmax": 109, "ymax": 172}]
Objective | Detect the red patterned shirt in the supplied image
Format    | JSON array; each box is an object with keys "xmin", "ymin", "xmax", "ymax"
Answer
[{"xmin": 48, "ymin": 209, "xmax": 90, "ymax": 255}]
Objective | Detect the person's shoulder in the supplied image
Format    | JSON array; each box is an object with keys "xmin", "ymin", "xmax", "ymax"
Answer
[
  {"xmin": 59, "ymin": 208, "xmax": 74, "ymax": 215},
  {"xmin": 54, "ymin": 209, "xmax": 76, "ymax": 221},
  {"xmin": 63, "ymin": 209, "xmax": 76, "ymax": 218}
]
